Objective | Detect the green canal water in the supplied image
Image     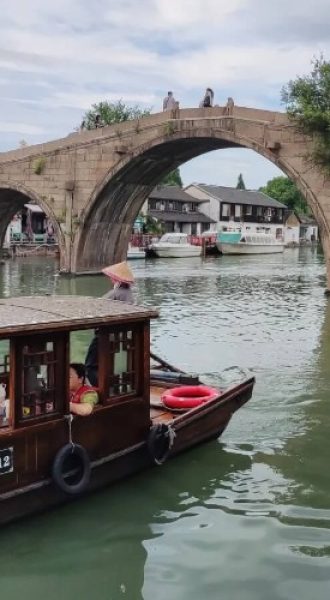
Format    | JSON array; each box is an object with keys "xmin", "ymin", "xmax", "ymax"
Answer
[{"xmin": 0, "ymin": 248, "xmax": 330, "ymax": 600}]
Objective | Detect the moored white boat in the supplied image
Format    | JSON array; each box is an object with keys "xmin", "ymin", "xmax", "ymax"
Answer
[
  {"xmin": 150, "ymin": 233, "xmax": 202, "ymax": 258},
  {"xmin": 217, "ymin": 231, "xmax": 284, "ymax": 255},
  {"xmin": 127, "ymin": 245, "xmax": 145, "ymax": 259}
]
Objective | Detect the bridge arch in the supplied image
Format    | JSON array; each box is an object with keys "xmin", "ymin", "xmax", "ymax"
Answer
[
  {"xmin": 0, "ymin": 182, "xmax": 66, "ymax": 264},
  {"xmin": 73, "ymin": 125, "xmax": 328, "ymax": 273}
]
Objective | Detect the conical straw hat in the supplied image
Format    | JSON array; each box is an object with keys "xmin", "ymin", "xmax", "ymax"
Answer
[{"xmin": 102, "ymin": 261, "xmax": 134, "ymax": 284}]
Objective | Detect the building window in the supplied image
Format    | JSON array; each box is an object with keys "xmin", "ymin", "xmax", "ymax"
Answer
[
  {"xmin": 245, "ymin": 205, "xmax": 252, "ymax": 216},
  {"xmin": 235, "ymin": 205, "xmax": 241, "ymax": 218},
  {"xmin": 221, "ymin": 203, "xmax": 230, "ymax": 218},
  {"xmin": 257, "ymin": 207, "xmax": 263, "ymax": 217}
]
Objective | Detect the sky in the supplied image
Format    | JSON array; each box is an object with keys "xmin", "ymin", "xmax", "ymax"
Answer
[{"xmin": 1, "ymin": 0, "xmax": 330, "ymax": 190}]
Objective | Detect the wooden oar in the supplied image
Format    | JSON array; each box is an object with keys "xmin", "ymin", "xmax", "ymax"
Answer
[{"xmin": 150, "ymin": 351, "xmax": 184, "ymax": 373}]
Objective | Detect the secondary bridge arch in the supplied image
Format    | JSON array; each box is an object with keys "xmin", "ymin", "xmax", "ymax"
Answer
[{"xmin": 0, "ymin": 182, "xmax": 66, "ymax": 262}]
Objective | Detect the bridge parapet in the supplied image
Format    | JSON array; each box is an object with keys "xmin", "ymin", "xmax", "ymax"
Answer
[{"xmin": 0, "ymin": 106, "xmax": 290, "ymax": 165}]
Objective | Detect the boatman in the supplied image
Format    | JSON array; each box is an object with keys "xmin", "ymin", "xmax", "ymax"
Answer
[
  {"xmin": 85, "ymin": 261, "xmax": 135, "ymax": 386},
  {"xmin": 102, "ymin": 261, "xmax": 135, "ymax": 304}
]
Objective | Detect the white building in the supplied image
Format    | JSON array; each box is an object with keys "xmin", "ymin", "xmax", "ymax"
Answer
[
  {"xmin": 185, "ymin": 184, "xmax": 287, "ymax": 239},
  {"xmin": 143, "ymin": 185, "xmax": 215, "ymax": 234},
  {"xmin": 284, "ymin": 211, "xmax": 318, "ymax": 246}
]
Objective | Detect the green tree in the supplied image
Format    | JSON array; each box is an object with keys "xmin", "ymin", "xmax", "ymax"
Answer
[
  {"xmin": 260, "ymin": 176, "xmax": 308, "ymax": 212},
  {"xmin": 161, "ymin": 168, "xmax": 183, "ymax": 187},
  {"xmin": 236, "ymin": 173, "xmax": 246, "ymax": 190},
  {"xmin": 142, "ymin": 214, "xmax": 164, "ymax": 234},
  {"xmin": 81, "ymin": 100, "xmax": 151, "ymax": 129},
  {"xmin": 282, "ymin": 56, "xmax": 330, "ymax": 174}
]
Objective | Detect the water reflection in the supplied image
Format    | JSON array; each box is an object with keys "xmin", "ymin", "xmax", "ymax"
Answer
[
  {"xmin": 1, "ymin": 249, "xmax": 330, "ymax": 599},
  {"xmin": 0, "ymin": 443, "xmax": 251, "ymax": 600},
  {"xmin": 254, "ymin": 299, "xmax": 330, "ymax": 512}
]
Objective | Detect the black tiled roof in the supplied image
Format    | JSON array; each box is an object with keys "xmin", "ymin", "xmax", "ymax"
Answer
[
  {"xmin": 284, "ymin": 209, "xmax": 317, "ymax": 225},
  {"xmin": 149, "ymin": 210, "xmax": 215, "ymax": 223},
  {"xmin": 192, "ymin": 184, "xmax": 287, "ymax": 209},
  {"xmin": 296, "ymin": 212, "xmax": 317, "ymax": 225},
  {"xmin": 149, "ymin": 185, "xmax": 203, "ymax": 203}
]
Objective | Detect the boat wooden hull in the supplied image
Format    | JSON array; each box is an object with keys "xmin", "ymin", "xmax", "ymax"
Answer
[{"xmin": 0, "ymin": 378, "xmax": 254, "ymax": 526}]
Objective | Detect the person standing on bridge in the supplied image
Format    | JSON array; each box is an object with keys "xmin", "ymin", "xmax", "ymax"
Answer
[
  {"xmin": 94, "ymin": 114, "xmax": 103, "ymax": 128},
  {"xmin": 199, "ymin": 87, "xmax": 214, "ymax": 108},
  {"xmin": 163, "ymin": 91, "xmax": 177, "ymax": 111}
]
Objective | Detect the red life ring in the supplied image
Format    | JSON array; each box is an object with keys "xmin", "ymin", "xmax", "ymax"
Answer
[{"xmin": 161, "ymin": 385, "xmax": 220, "ymax": 409}]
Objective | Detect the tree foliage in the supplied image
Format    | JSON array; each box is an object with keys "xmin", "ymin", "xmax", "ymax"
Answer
[
  {"xmin": 142, "ymin": 214, "xmax": 164, "ymax": 234},
  {"xmin": 81, "ymin": 100, "xmax": 151, "ymax": 129},
  {"xmin": 161, "ymin": 168, "xmax": 183, "ymax": 187},
  {"xmin": 282, "ymin": 56, "xmax": 330, "ymax": 174},
  {"xmin": 260, "ymin": 176, "xmax": 308, "ymax": 213},
  {"xmin": 236, "ymin": 173, "xmax": 246, "ymax": 190}
]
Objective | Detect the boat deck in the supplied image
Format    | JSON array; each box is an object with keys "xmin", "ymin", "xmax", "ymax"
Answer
[{"xmin": 150, "ymin": 385, "xmax": 180, "ymax": 423}]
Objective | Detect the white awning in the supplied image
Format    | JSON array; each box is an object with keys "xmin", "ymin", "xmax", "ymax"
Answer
[{"xmin": 24, "ymin": 203, "xmax": 44, "ymax": 214}]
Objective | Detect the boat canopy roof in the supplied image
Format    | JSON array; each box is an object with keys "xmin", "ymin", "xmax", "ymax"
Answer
[
  {"xmin": 159, "ymin": 233, "xmax": 189, "ymax": 243},
  {"xmin": 0, "ymin": 296, "xmax": 158, "ymax": 336}
]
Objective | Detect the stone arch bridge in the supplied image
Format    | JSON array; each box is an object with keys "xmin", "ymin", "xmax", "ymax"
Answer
[{"xmin": 1, "ymin": 106, "xmax": 330, "ymax": 283}]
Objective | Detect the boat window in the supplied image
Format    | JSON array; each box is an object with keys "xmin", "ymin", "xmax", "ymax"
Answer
[
  {"xmin": 98, "ymin": 325, "xmax": 140, "ymax": 402},
  {"xmin": 160, "ymin": 234, "xmax": 171, "ymax": 243},
  {"xmin": 0, "ymin": 340, "xmax": 10, "ymax": 429},
  {"xmin": 70, "ymin": 329, "xmax": 94, "ymax": 364},
  {"xmin": 14, "ymin": 334, "xmax": 67, "ymax": 424}
]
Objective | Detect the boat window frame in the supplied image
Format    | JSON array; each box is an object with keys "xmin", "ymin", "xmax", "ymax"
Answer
[
  {"xmin": 0, "ymin": 340, "xmax": 10, "ymax": 431},
  {"xmin": 12, "ymin": 331, "xmax": 69, "ymax": 428},
  {"xmin": 97, "ymin": 322, "xmax": 145, "ymax": 406}
]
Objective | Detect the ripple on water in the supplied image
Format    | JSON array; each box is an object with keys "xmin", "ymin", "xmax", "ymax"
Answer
[{"xmin": 1, "ymin": 250, "xmax": 330, "ymax": 599}]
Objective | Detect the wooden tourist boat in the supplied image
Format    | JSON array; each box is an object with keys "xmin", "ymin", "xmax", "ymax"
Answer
[{"xmin": 0, "ymin": 296, "xmax": 255, "ymax": 525}]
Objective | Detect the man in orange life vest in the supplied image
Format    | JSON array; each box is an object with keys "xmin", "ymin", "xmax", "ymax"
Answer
[{"xmin": 69, "ymin": 363, "xmax": 98, "ymax": 416}]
